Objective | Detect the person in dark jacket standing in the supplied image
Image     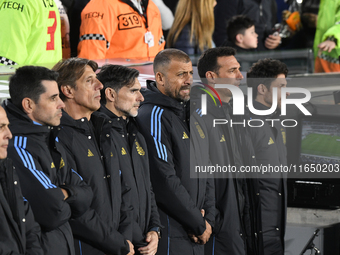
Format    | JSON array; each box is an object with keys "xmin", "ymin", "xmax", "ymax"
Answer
[
  {"xmin": 96, "ymin": 64, "xmax": 162, "ymax": 255},
  {"xmin": 52, "ymin": 58, "xmax": 135, "ymax": 255},
  {"xmin": 136, "ymin": 49, "xmax": 215, "ymax": 255},
  {"xmin": 192, "ymin": 46, "xmax": 255, "ymax": 255},
  {"xmin": 4, "ymin": 66, "xmax": 93, "ymax": 255},
  {"xmin": 0, "ymin": 106, "xmax": 44, "ymax": 255},
  {"xmin": 247, "ymin": 58, "xmax": 289, "ymax": 255}
]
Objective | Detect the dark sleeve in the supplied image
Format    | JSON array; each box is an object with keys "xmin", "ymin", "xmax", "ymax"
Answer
[
  {"xmin": 60, "ymin": 164, "xmax": 93, "ymax": 219},
  {"xmin": 118, "ymin": 179, "xmax": 133, "ymax": 242},
  {"xmin": 143, "ymin": 145, "xmax": 162, "ymax": 230},
  {"xmin": 148, "ymin": 186, "xmax": 162, "ymax": 230},
  {"xmin": 60, "ymin": 132, "xmax": 130, "ymax": 255},
  {"xmin": 137, "ymin": 108, "xmax": 206, "ymax": 236},
  {"xmin": 69, "ymin": 209, "xmax": 130, "ymax": 255},
  {"xmin": 243, "ymin": 179, "xmax": 256, "ymax": 255},
  {"xmin": 11, "ymin": 163, "xmax": 44, "ymax": 255},
  {"xmin": 8, "ymin": 146, "xmax": 71, "ymax": 232},
  {"xmin": 191, "ymin": 112, "xmax": 215, "ymax": 228},
  {"xmin": 202, "ymin": 178, "xmax": 215, "ymax": 228},
  {"xmin": 23, "ymin": 198, "xmax": 44, "ymax": 255}
]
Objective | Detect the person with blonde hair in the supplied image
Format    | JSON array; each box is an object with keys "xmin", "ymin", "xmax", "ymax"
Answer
[{"xmin": 166, "ymin": 0, "xmax": 216, "ymax": 55}]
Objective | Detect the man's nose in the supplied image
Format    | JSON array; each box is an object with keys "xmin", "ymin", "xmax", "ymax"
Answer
[
  {"xmin": 58, "ymin": 97, "xmax": 65, "ymax": 109},
  {"xmin": 138, "ymin": 91, "xmax": 144, "ymax": 102},
  {"xmin": 237, "ymin": 71, "xmax": 244, "ymax": 80},
  {"xmin": 96, "ymin": 79, "xmax": 104, "ymax": 90},
  {"xmin": 185, "ymin": 73, "xmax": 193, "ymax": 84}
]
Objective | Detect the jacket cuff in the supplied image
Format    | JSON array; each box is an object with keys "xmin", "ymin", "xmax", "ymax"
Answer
[
  {"xmin": 148, "ymin": 227, "xmax": 162, "ymax": 239},
  {"xmin": 59, "ymin": 184, "xmax": 75, "ymax": 201},
  {"xmin": 322, "ymin": 25, "xmax": 340, "ymax": 48}
]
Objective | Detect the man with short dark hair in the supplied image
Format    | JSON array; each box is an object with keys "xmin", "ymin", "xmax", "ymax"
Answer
[
  {"xmin": 4, "ymin": 66, "xmax": 93, "ymax": 255},
  {"xmin": 194, "ymin": 46, "xmax": 254, "ymax": 255},
  {"xmin": 0, "ymin": 105, "xmax": 44, "ymax": 255},
  {"xmin": 97, "ymin": 64, "xmax": 162, "ymax": 255},
  {"xmin": 247, "ymin": 58, "xmax": 289, "ymax": 255},
  {"xmin": 136, "ymin": 49, "xmax": 215, "ymax": 255},
  {"xmin": 53, "ymin": 58, "xmax": 135, "ymax": 255}
]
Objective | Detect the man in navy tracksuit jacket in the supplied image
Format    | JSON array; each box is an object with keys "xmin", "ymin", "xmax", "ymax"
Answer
[
  {"xmin": 96, "ymin": 64, "xmax": 162, "ymax": 255},
  {"xmin": 136, "ymin": 49, "xmax": 215, "ymax": 255},
  {"xmin": 0, "ymin": 106, "xmax": 44, "ymax": 255},
  {"xmin": 247, "ymin": 58, "xmax": 289, "ymax": 255},
  {"xmin": 4, "ymin": 66, "xmax": 93, "ymax": 255},
  {"xmin": 53, "ymin": 58, "xmax": 134, "ymax": 255},
  {"xmin": 192, "ymin": 47, "xmax": 254, "ymax": 255}
]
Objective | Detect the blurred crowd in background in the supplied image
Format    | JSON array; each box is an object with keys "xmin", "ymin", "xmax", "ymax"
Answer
[{"xmin": 0, "ymin": 0, "xmax": 339, "ymax": 73}]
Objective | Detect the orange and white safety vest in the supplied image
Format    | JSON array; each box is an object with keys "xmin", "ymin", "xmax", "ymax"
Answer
[{"xmin": 78, "ymin": 0, "xmax": 165, "ymax": 60}]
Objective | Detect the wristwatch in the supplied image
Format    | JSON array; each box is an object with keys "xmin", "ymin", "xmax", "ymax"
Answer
[{"xmin": 149, "ymin": 227, "xmax": 161, "ymax": 239}]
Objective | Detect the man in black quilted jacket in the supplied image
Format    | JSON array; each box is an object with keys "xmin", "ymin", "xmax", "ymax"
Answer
[
  {"xmin": 53, "ymin": 58, "xmax": 135, "ymax": 255},
  {"xmin": 136, "ymin": 49, "xmax": 215, "ymax": 255},
  {"xmin": 4, "ymin": 66, "xmax": 93, "ymax": 255}
]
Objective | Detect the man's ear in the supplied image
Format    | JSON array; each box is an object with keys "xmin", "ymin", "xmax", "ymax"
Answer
[
  {"xmin": 205, "ymin": 71, "xmax": 217, "ymax": 84},
  {"xmin": 257, "ymin": 84, "xmax": 268, "ymax": 95},
  {"xmin": 22, "ymin": 98, "xmax": 34, "ymax": 115},
  {"xmin": 236, "ymin": 34, "xmax": 243, "ymax": 44},
  {"xmin": 60, "ymin": 85, "xmax": 74, "ymax": 99},
  {"xmin": 105, "ymin": 87, "xmax": 116, "ymax": 103},
  {"xmin": 155, "ymin": 72, "xmax": 165, "ymax": 87}
]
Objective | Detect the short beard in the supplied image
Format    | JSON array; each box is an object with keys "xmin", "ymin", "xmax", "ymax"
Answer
[
  {"xmin": 164, "ymin": 85, "xmax": 190, "ymax": 103},
  {"xmin": 115, "ymin": 103, "xmax": 139, "ymax": 118}
]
